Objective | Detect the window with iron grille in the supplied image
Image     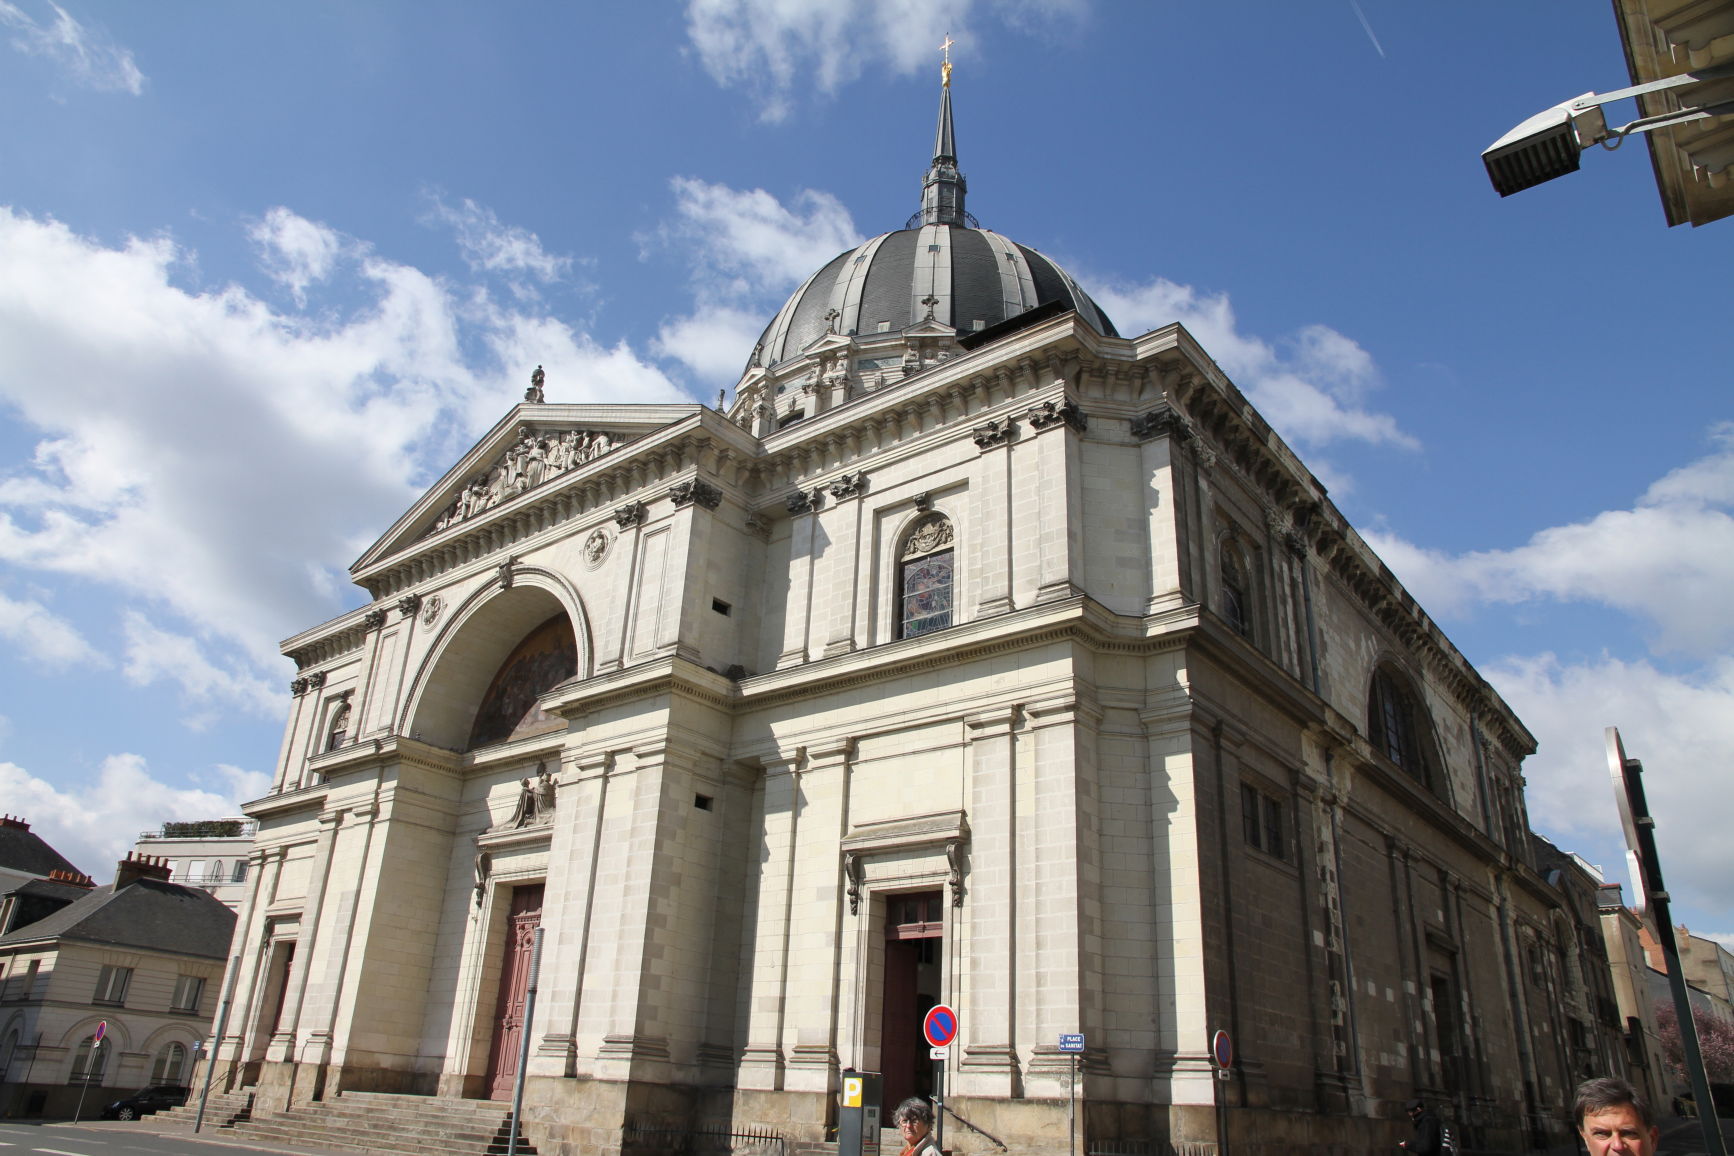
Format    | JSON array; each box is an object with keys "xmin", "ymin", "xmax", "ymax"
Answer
[{"xmin": 1241, "ymin": 783, "xmax": 1287, "ymax": 861}]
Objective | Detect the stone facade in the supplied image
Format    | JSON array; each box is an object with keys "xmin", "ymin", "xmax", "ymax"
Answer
[{"xmin": 210, "ymin": 308, "xmax": 1624, "ymax": 1154}]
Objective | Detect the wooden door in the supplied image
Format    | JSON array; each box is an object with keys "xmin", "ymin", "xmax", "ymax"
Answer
[
  {"xmin": 879, "ymin": 891, "xmax": 943, "ymax": 1114},
  {"xmin": 485, "ymin": 884, "xmax": 544, "ymax": 1099}
]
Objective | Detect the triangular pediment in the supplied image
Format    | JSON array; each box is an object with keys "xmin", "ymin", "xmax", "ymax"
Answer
[{"xmin": 352, "ymin": 401, "xmax": 705, "ymax": 574}]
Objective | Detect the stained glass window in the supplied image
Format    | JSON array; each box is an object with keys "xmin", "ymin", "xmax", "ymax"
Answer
[{"xmin": 898, "ymin": 514, "xmax": 955, "ymax": 639}]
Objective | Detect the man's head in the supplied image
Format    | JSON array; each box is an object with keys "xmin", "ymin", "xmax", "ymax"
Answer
[{"xmin": 1574, "ymin": 1078, "xmax": 1658, "ymax": 1156}]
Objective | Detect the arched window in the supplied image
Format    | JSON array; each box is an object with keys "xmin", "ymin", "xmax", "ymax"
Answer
[
  {"xmin": 1368, "ymin": 664, "xmax": 1440, "ymax": 790},
  {"xmin": 150, "ymin": 1042, "xmax": 188, "ymax": 1083},
  {"xmin": 71, "ymin": 1037, "xmax": 109, "ymax": 1083},
  {"xmin": 1220, "ymin": 539, "xmax": 1253, "ymax": 640},
  {"xmin": 325, "ymin": 699, "xmax": 351, "ymax": 752},
  {"xmin": 231, "ymin": 859, "xmax": 249, "ymax": 883},
  {"xmin": 898, "ymin": 514, "xmax": 955, "ymax": 639}
]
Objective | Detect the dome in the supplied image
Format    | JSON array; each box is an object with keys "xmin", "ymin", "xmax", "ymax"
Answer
[
  {"xmin": 742, "ymin": 72, "xmax": 1117, "ymax": 378},
  {"xmin": 745, "ymin": 225, "xmax": 1119, "ymax": 374}
]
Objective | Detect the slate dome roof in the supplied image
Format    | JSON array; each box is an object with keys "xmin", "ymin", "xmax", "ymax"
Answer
[{"xmin": 744, "ymin": 73, "xmax": 1117, "ymax": 376}]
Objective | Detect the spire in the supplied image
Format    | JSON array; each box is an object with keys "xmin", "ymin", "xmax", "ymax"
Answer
[{"xmin": 920, "ymin": 35, "xmax": 967, "ymax": 227}]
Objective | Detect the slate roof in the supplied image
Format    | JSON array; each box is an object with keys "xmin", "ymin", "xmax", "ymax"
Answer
[
  {"xmin": 0, "ymin": 877, "xmax": 235, "ymax": 959},
  {"xmin": 0, "ymin": 823, "xmax": 82, "ymax": 879}
]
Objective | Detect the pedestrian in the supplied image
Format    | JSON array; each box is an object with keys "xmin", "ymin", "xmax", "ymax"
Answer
[
  {"xmin": 893, "ymin": 1096, "xmax": 940, "ymax": 1156},
  {"xmin": 1400, "ymin": 1097, "xmax": 1443, "ymax": 1155},
  {"xmin": 1573, "ymin": 1077, "xmax": 1659, "ymax": 1156}
]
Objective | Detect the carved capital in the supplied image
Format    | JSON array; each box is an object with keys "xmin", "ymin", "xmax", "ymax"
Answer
[
  {"xmin": 290, "ymin": 677, "xmax": 310, "ymax": 696},
  {"xmin": 913, "ymin": 491, "xmax": 934, "ymax": 513},
  {"xmin": 972, "ymin": 417, "xmax": 1015, "ymax": 451},
  {"xmin": 1027, "ymin": 399, "xmax": 1086, "ymax": 433},
  {"xmin": 786, "ymin": 488, "xmax": 824, "ymax": 515},
  {"xmin": 614, "ymin": 502, "xmax": 645, "ymax": 529},
  {"xmin": 669, "ymin": 479, "xmax": 722, "ymax": 510},
  {"xmin": 305, "ymin": 671, "xmax": 327, "ymax": 691},
  {"xmin": 744, "ymin": 512, "xmax": 771, "ymax": 540},
  {"xmin": 396, "ymin": 593, "xmax": 422, "ymax": 619},
  {"xmin": 1130, "ymin": 406, "xmax": 1194, "ymax": 443},
  {"xmin": 827, "ymin": 471, "xmax": 864, "ymax": 501},
  {"xmin": 361, "ymin": 608, "xmax": 387, "ymax": 632},
  {"xmin": 497, "ymin": 556, "xmax": 516, "ymax": 590}
]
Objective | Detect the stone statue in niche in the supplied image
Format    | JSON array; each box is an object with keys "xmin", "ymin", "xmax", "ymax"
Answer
[
  {"xmin": 504, "ymin": 766, "xmax": 557, "ymax": 829},
  {"xmin": 534, "ymin": 770, "xmax": 556, "ymax": 820}
]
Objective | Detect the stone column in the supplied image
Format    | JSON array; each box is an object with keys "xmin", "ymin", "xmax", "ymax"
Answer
[
  {"xmin": 781, "ymin": 741, "xmax": 852, "ymax": 1093},
  {"xmin": 957, "ymin": 706, "xmax": 1020, "ymax": 1097},
  {"xmin": 972, "ymin": 429, "xmax": 1015, "ymax": 616},
  {"xmin": 266, "ymin": 808, "xmax": 341, "ymax": 1065},
  {"xmin": 737, "ymin": 750, "xmax": 803, "ymax": 1090},
  {"xmin": 1027, "ymin": 411, "xmax": 1083, "ymax": 605},
  {"xmin": 528, "ymin": 750, "xmax": 610, "ymax": 1080},
  {"xmin": 821, "ymin": 484, "xmax": 865, "ymax": 657},
  {"xmin": 777, "ymin": 503, "xmax": 817, "ymax": 669}
]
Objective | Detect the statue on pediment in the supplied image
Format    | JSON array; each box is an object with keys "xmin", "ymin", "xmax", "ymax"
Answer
[{"xmin": 423, "ymin": 426, "xmax": 622, "ymax": 538}]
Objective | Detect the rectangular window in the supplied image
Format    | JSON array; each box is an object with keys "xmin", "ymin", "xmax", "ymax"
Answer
[
  {"xmin": 93, "ymin": 964, "xmax": 132, "ymax": 1005},
  {"xmin": 8, "ymin": 959, "xmax": 40, "ymax": 1001},
  {"xmin": 171, "ymin": 974, "xmax": 205, "ymax": 1013},
  {"xmin": 1241, "ymin": 783, "xmax": 1288, "ymax": 861},
  {"xmin": 183, "ymin": 859, "xmax": 206, "ymax": 881}
]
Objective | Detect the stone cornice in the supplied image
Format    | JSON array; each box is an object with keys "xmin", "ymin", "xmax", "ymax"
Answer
[
  {"xmin": 244, "ymin": 783, "xmax": 329, "ymax": 822},
  {"xmin": 305, "ymin": 735, "xmax": 463, "ymax": 783}
]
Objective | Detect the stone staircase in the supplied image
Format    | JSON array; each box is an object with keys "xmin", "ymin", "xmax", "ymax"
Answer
[
  {"xmin": 173, "ymin": 1089, "xmax": 536, "ymax": 1156},
  {"xmin": 155, "ymin": 1087, "xmax": 254, "ymax": 1130}
]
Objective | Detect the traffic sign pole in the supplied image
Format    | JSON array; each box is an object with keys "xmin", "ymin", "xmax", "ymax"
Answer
[
  {"xmin": 1058, "ymin": 1033, "xmax": 1085, "ymax": 1156},
  {"xmin": 922, "ymin": 1005, "xmax": 959, "ymax": 1153}
]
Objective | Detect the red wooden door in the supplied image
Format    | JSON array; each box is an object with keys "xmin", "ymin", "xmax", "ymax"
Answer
[{"xmin": 485, "ymin": 884, "xmax": 544, "ymax": 1099}]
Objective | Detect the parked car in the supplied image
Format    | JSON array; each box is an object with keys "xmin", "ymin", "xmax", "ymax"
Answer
[{"xmin": 100, "ymin": 1084, "xmax": 189, "ymax": 1120}]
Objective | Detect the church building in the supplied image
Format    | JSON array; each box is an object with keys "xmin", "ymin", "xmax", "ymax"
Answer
[{"xmin": 214, "ymin": 67, "xmax": 1616, "ymax": 1155}]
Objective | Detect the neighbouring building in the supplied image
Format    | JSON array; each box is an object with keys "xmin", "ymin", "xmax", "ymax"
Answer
[
  {"xmin": 0, "ymin": 815, "xmax": 82, "ymax": 899},
  {"xmin": 211, "ymin": 69, "xmax": 1619, "ymax": 1155},
  {"xmin": 132, "ymin": 819, "xmax": 259, "ymax": 911},
  {"xmin": 0, "ymin": 853, "xmax": 235, "ymax": 1118},
  {"xmin": 1597, "ymin": 883, "xmax": 1674, "ymax": 1112}
]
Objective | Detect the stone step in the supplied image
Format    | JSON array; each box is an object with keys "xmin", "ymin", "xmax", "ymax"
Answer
[
  {"xmin": 214, "ymin": 1089, "xmax": 535, "ymax": 1156},
  {"xmin": 155, "ymin": 1089, "xmax": 255, "ymax": 1129}
]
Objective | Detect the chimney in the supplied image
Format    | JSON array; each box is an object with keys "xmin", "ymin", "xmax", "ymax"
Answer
[
  {"xmin": 115, "ymin": 852, "xmax": 172, "ymax": 890},
  {"xmin": 47, "ymin": 868, "xmax": 95, "ymax": 889},
  {"xmin": 0, "ymin": 815, "xmax": 29, "ymax": 831}
]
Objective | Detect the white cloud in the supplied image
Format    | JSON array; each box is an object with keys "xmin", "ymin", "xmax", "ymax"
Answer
[
  {"xmin": 0, "ymin": 753, "xmax": 267, "ymax": 879},
  {"xmin": 651, "ymin": 178, "xmax": 862, "ymax": 389},
  {"xmin": 664, "ymin": 178, "xmax": 861, "ymax": 295},
  {"xmin": 423, "ymin": 195, "xmax": 573, "ymax": 297},
  {"xmin": 1095, "ymin": 276, "xmax": 1416, "ymax": 451},
  {"xmin": 0, "ymin": 587, "xmax": 104, "ymax": 668},
  {"xmin": 1364, "ymin": 424, "xmax": 1734, "ymax": 657},
  {"xmin": 250, "ymin": 206, "xmax": 346, "ymax": 306},
  {"xmin": 684, "ymin": 0, "xmax": 1084, "ymax": 120},
  {"xmin": 122, "ymin": 611, "xmax": 282, "ymax": 721},
  {"xmin": 1485, "ymin": 652, "xmax": 1734, "ymax": 924},
  {"xmin": 0, "ymin": 0, "xmax": 143, "ymax": 95},
  {"xmin": 0, "ymin": 204, "xmax": 683, "ymax": 688}
]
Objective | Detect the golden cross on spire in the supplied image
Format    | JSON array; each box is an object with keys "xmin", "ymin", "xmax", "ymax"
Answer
[{"xmin": 941, "ymin": 34, "xmax": 954, "ymax": 88}]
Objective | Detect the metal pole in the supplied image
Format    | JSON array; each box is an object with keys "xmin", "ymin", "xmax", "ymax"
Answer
[
  {"xmin": 73, "ymin": 1039, "xmax": 98, "ymax": 1123},
  {"xmin": 1608, "ymin": 728, "xmax": 1726, "ymax": 1156},
  {"xmin": 933, "ymin": 1055, "xmax": 944, "ymax": 1153},
  {"xmin": 1068, "ymin": 1053, "xmax": 1077, "ymax": 1156},
  {"xmin": 194, "ymin": 954, "xmax": 244, "ymax": 1134},
  {"xmin": 507, "ymin": 927, "xmax": 545, "ymax": 1156}
]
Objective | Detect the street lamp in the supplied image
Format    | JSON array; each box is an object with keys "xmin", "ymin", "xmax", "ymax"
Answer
[{"xmin": 1483, "ymin": 60, "xmax": 1734, "ymax": 197}]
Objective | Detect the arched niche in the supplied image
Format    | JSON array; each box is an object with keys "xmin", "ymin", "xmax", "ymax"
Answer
[{"xmin": 402, "ymin": 573, "xmax": 592, "ymax": 751}]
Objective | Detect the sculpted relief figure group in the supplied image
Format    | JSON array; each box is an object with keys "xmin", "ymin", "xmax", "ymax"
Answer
[{"xmin": 429, "ymin": 426, "xmax": 616, "ymax": 535}]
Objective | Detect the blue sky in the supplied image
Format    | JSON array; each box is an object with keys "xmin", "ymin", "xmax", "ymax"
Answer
[{"xmin": 0, "ymin": 2, "xmax": 1730, "ymax": 942}]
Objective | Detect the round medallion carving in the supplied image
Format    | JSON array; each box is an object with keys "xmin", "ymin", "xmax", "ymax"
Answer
[{"xmin": 583, "ymin": 528, "xmax": 611, "ymax": 570}]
